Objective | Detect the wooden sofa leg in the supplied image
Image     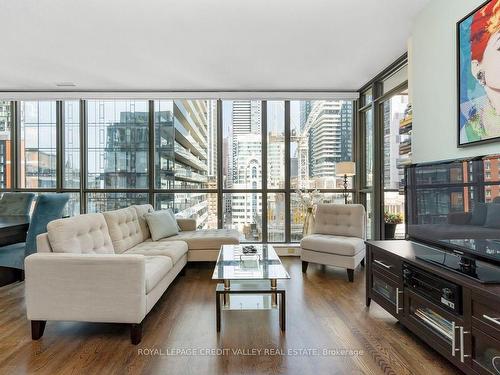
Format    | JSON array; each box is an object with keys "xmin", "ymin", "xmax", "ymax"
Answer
[
  {"xmin": 360, "ymin": 258, "xmax": 365, "ymax": 267},
  {"xmin": 302, "ymin": 261, "xmax": 309, "ymax": 273},
  {"xmin": 130, "ymin": 323, "xmax": 142, "ymax": 345},
  {"xmin": 31, "ymin": 320, "xmax": 46, "ymax": 340},
  {"xmin": 347, "ymin": 269, "xmax": 354, "ymax": 282}
]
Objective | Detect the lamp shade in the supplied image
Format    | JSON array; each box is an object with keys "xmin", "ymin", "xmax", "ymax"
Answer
[{"xmin": 336, "ymin": 161, "xmax": 356, "ymax": 177}]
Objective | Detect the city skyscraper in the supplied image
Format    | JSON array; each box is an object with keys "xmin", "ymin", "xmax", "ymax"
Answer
[
  {"xmin": 308, "ymin": 101, "xmax": 344, "ymax": 188},
  {"xmin": 231, "ymin": 100, "xmax": 261, "ymax": 135},
  {"xmin": 340, "ymin": 102, "xmax": 353, "ymax": 161}
]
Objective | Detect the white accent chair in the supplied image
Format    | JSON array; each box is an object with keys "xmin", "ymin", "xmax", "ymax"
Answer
[{"xmin": 300, "ymin": 204, "xmax": 366, "ymax": 282}]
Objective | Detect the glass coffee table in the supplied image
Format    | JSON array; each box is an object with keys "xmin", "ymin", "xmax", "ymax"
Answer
[{"xmin": 212, "ymin": 244, "xmax": 290, "ymax": 332}]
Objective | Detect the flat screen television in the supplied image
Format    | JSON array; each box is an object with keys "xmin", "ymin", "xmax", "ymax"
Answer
[{"xmin": 405, "ymin": 155, "xmax": 500, "ymax": 266}]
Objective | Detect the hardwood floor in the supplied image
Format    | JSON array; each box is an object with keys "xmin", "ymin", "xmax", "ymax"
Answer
[{"xmin": 0, "ymin": 258, "xmax": 458, "ymax": 375}]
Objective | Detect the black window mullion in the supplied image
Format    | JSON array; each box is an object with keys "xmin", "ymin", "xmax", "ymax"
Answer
[
  {"xmin": 261, "ymin": 101, "xmax": 267, "ymax": 243},
  {"xmin": 148, "ymin": 100, "xmax": 155, "ymax": 207},
  {"xmin": 10, "ymin": 101, "xmax": 17, "ymax": 191},
  {"xmin": 372, "ymin": 81, "xmax": 384, "ymax": 240},
  {"xmin": 284, "ymin": 100, "xmax": 291, "ymax": 243},
  {"xmin": 216, "ymin": 99, "xmax": 223, "ymax": 229},
  {"xmin": 56, "ymin": 101, "xmax": 64, "ymax": 192},
  {"xmin": 14, "ymin": 101, "xmax": 21, "ymax": 189},
  {"xmin": 352, "ymin": 99, "xmax": 360, "ymax": 204},
  {"xmin": 80, "ymin": 99, "xmax": 87, "ymax": 213}
]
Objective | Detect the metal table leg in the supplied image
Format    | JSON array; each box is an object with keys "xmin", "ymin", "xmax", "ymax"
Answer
[
  {"xmin": 216, "ymin": 290, "xmax": 221, "ymax": 332},
  {"xmin": 271, "ymin": 279, "xmax": 277, "ymax": 306},
  {"xmin": 223, "ymin": 279, "xmax": 230, "ymax": 306},
  {"xmin": 279, "ymin": 290, "xmax": 286, "ymax": 331}
]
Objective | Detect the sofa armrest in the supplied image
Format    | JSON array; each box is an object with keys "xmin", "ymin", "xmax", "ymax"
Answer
[
  {"xmin": 25, "ymin": 253, "xmax": 146, "ymax": 323},
  {"xmin": 177, "ymin": 218, "xmax": 197, "ymax": 231},
  {"xmin": 36, "ymin": 233, "xmax": 52, "ymax": 252}
]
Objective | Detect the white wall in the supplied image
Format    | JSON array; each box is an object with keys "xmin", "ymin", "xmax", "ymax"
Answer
[{"xmin": 411, "ymin": 0, "xmax": 499, "ymax": 163}]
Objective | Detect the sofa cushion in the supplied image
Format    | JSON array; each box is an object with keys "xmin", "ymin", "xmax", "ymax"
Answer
[
  {"xmin": 144, "ymin": 256, "xmax": 173, "ymax": 294},
  {"xmin": 144, "ymin": 210, "xmax": 179, "ymax": 241},
  {"xmin": 159, "ymin": 229, "xmax": 240, "ymax": 250},
  {"xmin": 314, "ymin": 204, "xmax": 366, "ymax": 239},
  {"xmin": 103, "ymin": 207, "xmax": 144, "ymax": 254},
  {"xmin": 132, "ymin": 204, "xmax": 154, "ymax": 241},
  {"xmin": 126, "ymin": 240, "xmax": 188, "ymax": 265},
  {"xmin": 300, "ymin": 234, "xmax": 365, "ymax": 256},
  {"xmin": 47, "ymin": 213, "xmax": 114, "ymax": 254},
  {"xmin": 176, "ymin": 218, "xmax": 197, "ymax": 231},
  {"xmin": 485, "ymin": 204, "xmax": 500, "ymax": 229}
]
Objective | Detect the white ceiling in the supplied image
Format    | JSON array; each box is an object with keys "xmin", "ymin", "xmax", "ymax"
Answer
[{"xmin": 0, "ymin": 0, "xmax": 429, "ymax": 92}]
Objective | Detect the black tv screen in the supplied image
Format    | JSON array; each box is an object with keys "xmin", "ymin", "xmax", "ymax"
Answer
[{"xmin": 406, "ymin": 155, "xmax": 500, "ymax": 264}]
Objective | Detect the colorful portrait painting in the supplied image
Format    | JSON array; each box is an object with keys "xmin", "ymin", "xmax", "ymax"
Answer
[{"xmin": 458, "ymin": 0, "xmax": 500, "ymax": 146}]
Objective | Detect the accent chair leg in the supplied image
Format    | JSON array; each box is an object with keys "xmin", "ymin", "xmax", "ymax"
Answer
[
  {"xmin": 302, "ymin": 261, "xmax": 309, "ymax": 273},
  {"xmin": 347, "ymin": 269, "xmax": 354, "ymax": 282},
  {"xmin": 360, "ymin": 258, "xmax": 365, "ymax": 267},
  {"xmin": 130, "ymin": 323, "xmax": 143, "ymax": 345},
  {"xmin": 31, "ymin": 320, "xmax": 46, "ymax": 340}
]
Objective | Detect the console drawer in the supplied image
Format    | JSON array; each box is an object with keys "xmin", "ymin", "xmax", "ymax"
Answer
[
  {"xmin": 471, "ymin": 328, "xmax": 500, "ymax": 375},
  {"xmin": 370, "ymin": 269, "xmax": 403, "ymax": 318},
  {"xmin": 371, "ymin": 247, "xmax": 401, "ymax": 279},
  {"xmin": 405, "ymin": 289, "xmax": 466, "ymax": 367},
  {"xmin": 472, "ymin": 293, "xmax": 500, "ymax": 342}
]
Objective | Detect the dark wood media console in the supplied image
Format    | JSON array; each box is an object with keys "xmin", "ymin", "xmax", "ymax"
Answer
[{"xmin": 366, "ymin": 240, "xmax": 500, "ymax": 375}]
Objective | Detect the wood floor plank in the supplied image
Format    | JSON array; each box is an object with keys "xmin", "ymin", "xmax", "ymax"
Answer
[{"xmin": 0, "ymin": 258, "xmax": 458, "ymax": 375}]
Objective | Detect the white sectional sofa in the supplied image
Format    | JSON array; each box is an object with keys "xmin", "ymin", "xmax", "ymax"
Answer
[{"xmin": 25, "ymin": 204, "xmax": 239, "ymax": 344}]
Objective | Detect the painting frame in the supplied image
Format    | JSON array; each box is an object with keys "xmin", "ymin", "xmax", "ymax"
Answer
[{"xmin": 457, "ymin": 0, "xmax": 500, "ymax": 148}]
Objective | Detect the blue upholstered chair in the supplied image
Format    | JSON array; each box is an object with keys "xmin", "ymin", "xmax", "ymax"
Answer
[
  {"xmin": 0, "ymin": 193, "xmax": 70, "ymax": 272},
  {"xmin": 0, "ymin": 192, "xmax": 35, "ymax": 217}
]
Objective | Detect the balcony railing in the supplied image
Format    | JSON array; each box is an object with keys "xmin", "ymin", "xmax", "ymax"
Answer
[
  {"xmin": 174, "ymin": 167, "xmax": 207, "ymax": 184},
  {"xmin": 174, "ymin": 143, "xmax": 207, "ymax": 172}
]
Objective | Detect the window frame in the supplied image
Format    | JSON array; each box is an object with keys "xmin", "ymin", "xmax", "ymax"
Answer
[
  {"xmin": 1, "ymin": 98, "xmax": 357, "ymax": 243},
  {"xmin": 358, "ymin": 53, "xmax": 408, "ymax": 240}
]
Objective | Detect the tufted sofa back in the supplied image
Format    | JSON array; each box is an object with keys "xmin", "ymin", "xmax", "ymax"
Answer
[
  {"xmin": 313, "ymin": 204, "xmax": 366, "ymax": 239},
  {"xmin": 47, "ymin": 213, "xmax": 114, "ymax": 254},
  {"xmin": 102, "ymin": 206, "xmax": 146, "ymax": 254},
  {"xmin": 132, "ymin": 204, "xmax": 154, "ymax": 241}
]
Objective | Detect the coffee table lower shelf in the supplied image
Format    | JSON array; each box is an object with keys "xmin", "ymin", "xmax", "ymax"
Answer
[{"xmin": 215, "ymin": 282, "xmax": 286, "ymax": 332}]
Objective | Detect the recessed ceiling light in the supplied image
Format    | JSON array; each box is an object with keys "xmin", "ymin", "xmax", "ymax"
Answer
[{"xmin": 55, "ymin": 82, "xmax": 76, "ymax": 87}]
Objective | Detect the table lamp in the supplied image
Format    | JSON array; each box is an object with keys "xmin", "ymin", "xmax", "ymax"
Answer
[{"xmin": 336, "ymin": 161, "xmax": 356, "ymax": 204}]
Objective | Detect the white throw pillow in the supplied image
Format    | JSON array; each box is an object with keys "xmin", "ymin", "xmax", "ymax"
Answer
[
  {"xmin": 144, "ymin": 210, "xmax": 179, "ymax": 241},
  {"xmin": 166, "ymin": 208, "xmax": 181, "ymax": 231}
]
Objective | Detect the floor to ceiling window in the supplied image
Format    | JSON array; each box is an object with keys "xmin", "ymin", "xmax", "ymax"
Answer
[
  {"xmin": 86, "ymin": 100, "xmax": 150, "ymax": 211},
  {"xmin": 222, "ymin": 100, "xmax": 263, "ymax": 241},
  {"xmin": 20, "ymin": 101, "xmax": 57, "ymax": 189},
  {"xmin": 0, "ymin": 101, "xmax": 12, "ymax": 189},
  {"xmin": 63, "ymin": 100, "xmax": 81, "ymax": 216},
  {"xmin": 359, "ymin": 89, "xmax": 374, "ymax": 239},
  {"xmin": 154, "ymin": 99, "xmax": 218, "ymax": 230},
  {"xmin": 267, "ymin": 101, "xmax": 286, "ymax": 242},
  {"xmin": 382, "ymin": 91, "xmax": 408, "ymax": 238},
  {"xmin": 358, "ymin": 55, "xmax": 408, "ymax": 240},
  {"xmin": 0, "ymin": 97, "xmax": 356, "ymax": 243},
  {"xmin": 289, "ymin": 100, "xmax": 354, "ymax": 241}
]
